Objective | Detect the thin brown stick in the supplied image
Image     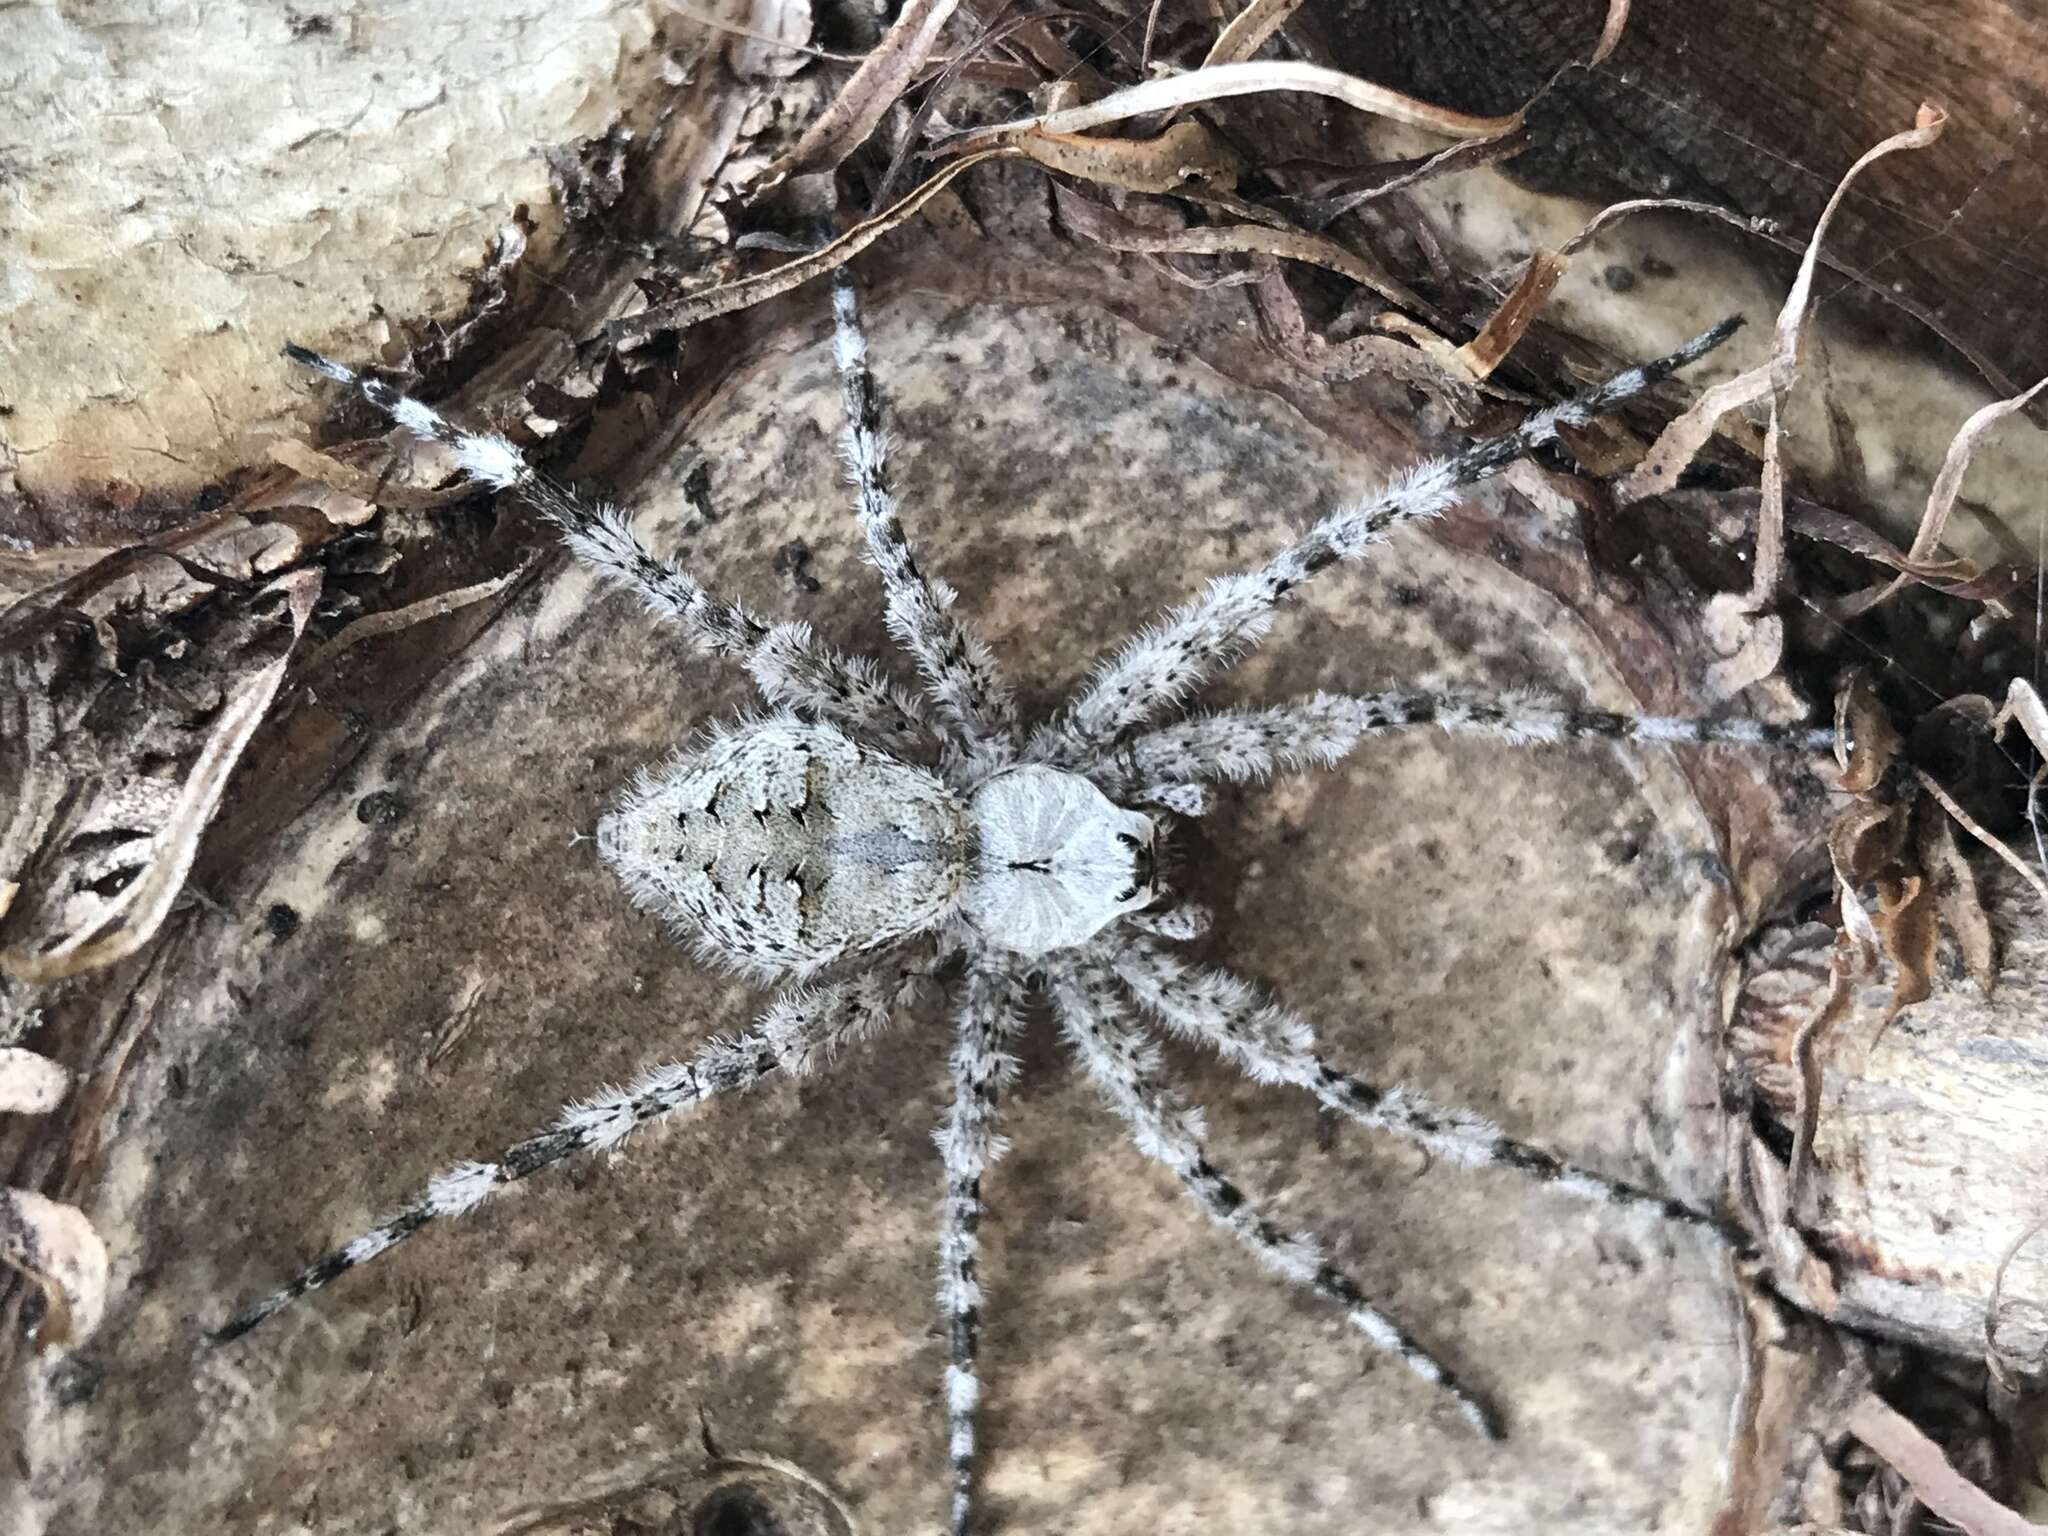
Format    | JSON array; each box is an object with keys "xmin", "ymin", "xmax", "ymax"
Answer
[
  {"xmin": 1845, "ymin": 1394, "xmax": 2048, "ymax": 1536},
  {"xmin": 1203, "ymin": 0, "xmax": 1309, "ymax": 66},
  {"xmin": 767, "ymin": 0, "xmax": 963, "ymax": 181},
  {"xmin": 609, "ymin": 150, "xmax": 1014, "ymax": 346},
  {"xmin": 1914, "ymin": 768, "xmax": 2048, "ymax": 911},
  {"xmin": 300, "ymin": 562, "xmax": 532, "ymax": 673},
  {"xmin": 1786, "ymin": 952, "xmax": 1855, "ymax": 1223},
  {"xmin": 1140, "ymin": 0, "xmax": 1164, "ymax": 71},
  {"xmin": 1554, "ymin": 196, "xmax": 1781, "ymax": 259}
]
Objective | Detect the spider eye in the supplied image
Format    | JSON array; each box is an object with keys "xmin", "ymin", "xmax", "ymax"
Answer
[{"xmin": 1116, "ymin": 832, "xmax": 1140, "ymax": 849}]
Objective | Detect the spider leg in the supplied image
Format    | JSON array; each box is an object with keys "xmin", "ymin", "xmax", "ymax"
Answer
[
  {"xmin": 1128, "ymin": 781, "xmax": 1214, "ymax": 817},
  {"xmin": 831, "ymin": 275, "xmax": 1017, "ymax": 761},
  {"xmin": 1130, "ymin": 898, "xmax": 1211, "ymax": 941},
  {"xmin": 1027, "ymin": 319, "xmax": 1743, "ymax": 767},
  {"xmin": 1047, "ymin": 961, "xmax": 1502, "ymax": 1438},
  {"xmin": 1106, "ymin": 937, "xmax": 1745, "ymax": 1246},
  {"xmin": 282, "ymin": 344, "xmax": 933, "ymax": 754},
  {"xmin": 1100, "ymin": 687, "xmax": 1835, "ymax": 793},
  {"xmin": 934, "ymin": 965, "xmax": 1024, "ymax": 1536},
  {"xmin": 208, "ymin": 971, "xmax": 900, "ymax": 1344}
]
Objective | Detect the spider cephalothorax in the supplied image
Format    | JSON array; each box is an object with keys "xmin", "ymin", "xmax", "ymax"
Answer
[{"xmin": 219, "ymin": 276, "xmax": 1830, "ymax": 1535}]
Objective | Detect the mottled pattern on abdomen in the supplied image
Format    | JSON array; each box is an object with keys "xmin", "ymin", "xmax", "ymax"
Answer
[{"xmin": 597, "ymin": 716, "xmax": 971, "ymax": 975}]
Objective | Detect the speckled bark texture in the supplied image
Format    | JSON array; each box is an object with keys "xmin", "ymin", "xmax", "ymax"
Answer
[
  {"xmin": 1735, "ymin": 864, "xmax": 2048, "ymax": 1363},
  {"xmin": 7, "ymin": 294, "xmax": 1822, "ymax": 1534},
  {"xmin": 0, "ymin": 0, "xmax": 664, "ymax": 517}
]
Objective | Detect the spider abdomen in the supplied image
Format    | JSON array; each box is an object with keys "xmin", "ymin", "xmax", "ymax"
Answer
[{"xmin": 596, "ymin": 717, "xmax": 971, "ymax": 974}]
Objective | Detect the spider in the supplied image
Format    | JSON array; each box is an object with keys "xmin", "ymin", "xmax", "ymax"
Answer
[{"xmin": 211, "ymin": 275, "xmax": 1829, "ymax": 1535}]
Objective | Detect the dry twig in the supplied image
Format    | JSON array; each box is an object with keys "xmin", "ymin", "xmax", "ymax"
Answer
[{"xmin": 1845, "ymin": 1394, "xmax": 2048, "ymax": 1536}]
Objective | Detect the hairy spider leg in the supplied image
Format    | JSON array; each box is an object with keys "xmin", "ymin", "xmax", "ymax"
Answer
[
  {"xmin": 1107, "ymin": 940, "xmax": 1749, "ymax": 1247},
  {"xmin": 1130, "ymin": 901, "xmax": 1212, "ymax": 941},
  {"xmin": 244, "ymin": 301, "xmax": 1809, "ymax": 1535},
  {"xmin": 1050, "ymin": 963, "xmax": 1504, "ymax": 1438},
  {"xmin": 280, "ymin": 343, "xmax": 933, "ymax": 754},
  {"xmin": 935, "ymin": 966, "xmax": 1025, "ymax": 1536},
  {"xmin": 832, "ymin": 275, "xmax": 1018, "ymax": 762},
  {"xmin": 210, "ymin": 973, "xmax": 899, "ymax": 1343},
  {"xmin": 1030, "ymin": 318, "xmax": 1745, "ymax": 766},
  {"xmin": 1104, "ymin": 686, "xmax": 1838, "ymax": 791}
]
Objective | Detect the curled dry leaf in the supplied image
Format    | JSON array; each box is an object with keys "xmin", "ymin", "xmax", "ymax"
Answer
[
  {"xmin": 1452, "ymin": 248, "xmax": 1566, "ymax": 382},
  {"xmin": 1873, "ymin": 868, "xmax": 1937, "ymax": 1023},
  {"xmin": 1075, "ymin": 203, "xmax": 1425, "ymax": 313},
  {"xmin": 1700, "ymin": 591, "xmax": 1784, "ymax": 699},
  {"xmin": 622, "ymin": 124, "xmax": 1415, "ymax": 348},
  {"xmin": 941, "ymin": 60, "xmax": 1527, "ymax": 153},
  {"xmin": 1778, "ymin": 672, "xmax": 2005, "ymax": 1208},
  {"xmin": 760, "ymin": 0, "xmax": 958, "ymax": 184},
  {"xmin": 1991, "ymin": 677, "xmax": 2048, "ymax": 760},
  {"xmin": 1719, "ymin": 106, "xmax": 1948, "ymax": 646},
  {"xmin": 1012, "ymin": 119, "xmax": 1244, "ymax": 195},
  {"xmin": 1771, "ymin": 105, "xmax": 1948, "ymax": 396},
  {"xmin": 1284, "ymin": 133, "xmax": 1531, "ymax": 232},
  {"xmin": 1444, "ymin": 47, "xmax": 1790, "ymax": 376},
  {"xmin": 1830, "ymin": 674, "xmax": 2009, "ymax": 990},
  {"xmin": 1774, "ymin": 499, "xmax": 2025, "ymax": 610},
  {"xmin": 1825, "ymin": 797, "xmax": 1906, "ymax": 892},
  {"xmin": 1799, "ymin": 674, "xmax": 2008, "ymax": 1066},
  {"xmin": 871, "ymin": 7, "xmax": 1092, "ymax": 205},
  {"xmin": 1246, "ymin": 269, "xmax": 1482, "ymax": 418},
  {"xmin": 1786, "ymin": 954, "xmax": 1855, "ymax": 1224},
  {"xmin": 0, "ymin": 567, "xmax": 323, "ymax": 983},
  {"xmin": 1895, "ymin": 374, "xmax": 2047, "ymax": 567},
  {"xmin": 1918, "ymin": 806, "xmax": 1995, "ymax": 997},
  {"xmin": 624, "ymin": 9, "xmax": 1620, "ymax": 351},
  {"xmin": 0, "ymin": 1189, "xmax": 109, "ymax": 1351},
  {"xmin": 1833, "ymin": 672, "xmax": 1902, "ymax": 794},
  {"xmin": 1607, "ymin": 110, "xmax": 1946, "ymax": 703},
  {"xmin": 1755, "ymin": 387, "xmax": 1787, "ymax": 592},
  {"xmin": 1554, "ymin": 196, "xmax": 1781, "ymax": 262},
  {"xmin": 955, "ymin": 0, "xmax": 1630, "ymax": 152},
  {"xmin": 1840, "ymin": 373, "xmax": 2048, "ymax": 618},
  {"xmin": 1586, "ymin": 0, "xmax": 1631, "ymax": 65},
  {"xmin": 1615, "ymin": 364, "xmax": 1773, "ymax": 505}
]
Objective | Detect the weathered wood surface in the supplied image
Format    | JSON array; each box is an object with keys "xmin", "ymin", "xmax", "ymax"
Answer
[
  {"xmin": 1734, "ymin": 864, "xmax": 2048, "ymax": 1368},
  {"xmin": 1314, "ymin": 0, "xmax": 2048, "ymax": 393},
  {"xmin": 5, "ymin": 1, "xmax": 2048, "ymax": 1532}
]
